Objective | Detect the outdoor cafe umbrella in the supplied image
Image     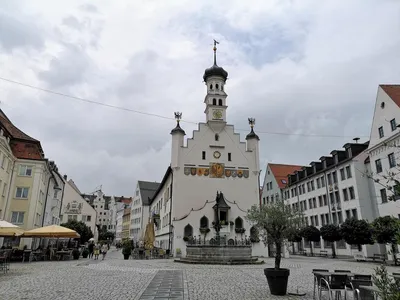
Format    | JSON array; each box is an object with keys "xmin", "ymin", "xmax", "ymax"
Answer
[
  {"xmin": 22, "ymin": 225, "xmax": 80, "ymax": 238},
  {"xmin": 144, "ymin": 220, "xmax": 155, "ymax": 250},
  {"xmin": 0, "ymin": 220, "xmax": 24, "ymax": 237}
]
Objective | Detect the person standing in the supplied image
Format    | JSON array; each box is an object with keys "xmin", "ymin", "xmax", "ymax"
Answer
[
  {"xmin": 94, "ymin": 243, "xmax": 100, "ymax": 260},
  {"xmin": 88, "ymin": 242, "xmax": 94, "ymax": 259},
  {"xmin": 101, "ymin": 244, "xmax": 108, "ymax": 260}
]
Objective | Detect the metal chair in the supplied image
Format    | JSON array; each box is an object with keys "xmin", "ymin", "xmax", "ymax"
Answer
[
  {"xmin": 313, "ymin": 269, "xmax": 330, "ymax": 299},
  {"xmin": 320, "ymin": 274, "xmax": 348, "ymax": 300},
  {"xmin": 344, "ymin": 279, "xmax": 373, "ymax": 300},
  {"xmin": 351, "ymin": 280, "xmax": 374, "ymax": 300}
]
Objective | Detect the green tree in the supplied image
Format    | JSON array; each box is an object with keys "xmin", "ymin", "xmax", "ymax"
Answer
[
  {"xmin": 320, "ymin": 224, "xmax": 342, "ymax": 258},
  {"xmin": 372, "ymin": 216, "xmax": 400, "ymax": 264},
  {"xmin": 286, "ymin": 227, "xmax": 303, "ymax": 254},
  {"xmin": 373, "ymin": 265, "xmax": 400, "ymax": 300},
  {"xmin": 61, "ymin": 220, "xmax": 93, "ymax": 244},
  {"xmin": 340, "ymin": 218, "xmax": 374, "ymax": 252},
  {"xmin": 300, "ymin": 225, "xmax": 320, "ymax": 257},
  {"xmin": 246, "ymin": 201, "xmax": 303, "ymax": 270}
]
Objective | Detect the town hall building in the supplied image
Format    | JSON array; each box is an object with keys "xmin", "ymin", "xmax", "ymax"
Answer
[{"xmin": 149, "ymin": 43, "xmax": 266, "ymax": 257}]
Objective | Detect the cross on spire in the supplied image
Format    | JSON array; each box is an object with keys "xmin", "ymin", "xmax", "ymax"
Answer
[{"xmin": 213, "ymin": 39, "xmax": 219, "ymax": 65}]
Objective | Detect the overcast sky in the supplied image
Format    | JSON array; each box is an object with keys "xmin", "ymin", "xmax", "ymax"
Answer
[{"xmin": 1, "ymin": 0, "xmax": 399, "ymax": 196}]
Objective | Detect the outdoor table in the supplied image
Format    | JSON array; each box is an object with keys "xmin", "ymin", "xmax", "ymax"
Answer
[{"xmin": 312, "ymin": 271, "xmax": 357, "ymax": 277}]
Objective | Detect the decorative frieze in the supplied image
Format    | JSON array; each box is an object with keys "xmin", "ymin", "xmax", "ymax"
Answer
[{"xmin": 183, "ymin": 163, "xmax": 249, "ymax": 178}]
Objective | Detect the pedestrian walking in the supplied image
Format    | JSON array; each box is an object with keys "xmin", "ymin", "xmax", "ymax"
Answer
[
  {"xmin": 101, "ymin": 244, "xmax": 108, "ymax": 260},
  {"xmin": 88, "ymin": 242, "xmax": 94, "ymax": 259}
]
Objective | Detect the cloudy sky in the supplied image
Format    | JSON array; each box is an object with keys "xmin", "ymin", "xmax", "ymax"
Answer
[{"xmin": 1, "ymin": 0, "xmax": 399, "ymax": 196}]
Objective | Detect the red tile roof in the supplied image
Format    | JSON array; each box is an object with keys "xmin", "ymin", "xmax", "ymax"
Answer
[
  {"xmin": 380, "ymin": 85, "xmax": 400, "ymax": 108},
  {"xmin": 269, "ymin": 163, "xmax": 304, "ymax": 189},
  {"xmin": 0, "ymin": 109, "xmax": 44, "ymax": 159}
]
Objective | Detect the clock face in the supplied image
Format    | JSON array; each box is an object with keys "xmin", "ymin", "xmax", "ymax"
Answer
[
  {"xmin": 213, "ymin": 109, "xmax": 223, "ymax": 119},
  {"xmin": 213, "ymin": 151, "xmax": 221, "ymax": 159}
]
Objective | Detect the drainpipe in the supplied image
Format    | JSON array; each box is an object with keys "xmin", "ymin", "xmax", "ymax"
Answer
[
  {"xmin": 3, "ymin": 159, "xmax": 16, "ymax": 220},
  {"xmin": 168, "ymin": 171, "xmax": 174, "ymax": 253}
]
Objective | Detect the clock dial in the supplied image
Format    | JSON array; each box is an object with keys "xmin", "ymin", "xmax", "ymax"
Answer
[
  {"xmin": 213, "ymin": 151, "xmax": 221, "ymax": 159},
  {"xmin": 213, "ymin": 109, "xmax": 223, "ymax": 119}
]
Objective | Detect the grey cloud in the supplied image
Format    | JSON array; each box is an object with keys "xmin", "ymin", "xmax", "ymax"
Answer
[
  {"xmin": 38, "ymin": 43, "xmax": 91, "ymax": 88},
  {"xmin": 79, "ymin": 4, "xmax": 98, "ymax": 13},
  {"xmin": 0, "ymin": 11, "xmax": 44, "ymax": 51},
  {"xmin": 62, "ymin": 16, "xmax": 84, "ymax": 30}
]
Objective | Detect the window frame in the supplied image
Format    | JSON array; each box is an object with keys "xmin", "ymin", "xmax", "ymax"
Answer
[{"xmin": 15, "ymin": 187, "xmax": 29, "ymax": 199}]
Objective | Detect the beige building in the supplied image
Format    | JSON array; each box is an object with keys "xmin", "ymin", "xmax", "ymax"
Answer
[
  {"xmin": 61, "ymin": 177, "xmax": 98, "ymax": 240},
  {"xmin": 0, "ymin": 128, "xmax": 16, "ymax": 219}
]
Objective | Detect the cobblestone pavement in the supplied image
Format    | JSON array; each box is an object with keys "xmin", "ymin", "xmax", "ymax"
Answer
[{"xmin": 0, "ymin": 249, "xmax": 398, "ymax": 300}]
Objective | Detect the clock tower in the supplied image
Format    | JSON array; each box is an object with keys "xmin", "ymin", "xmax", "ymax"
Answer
[{"xmin": 203, "ymin": 40, "xmax": 228, "ymax": 130}]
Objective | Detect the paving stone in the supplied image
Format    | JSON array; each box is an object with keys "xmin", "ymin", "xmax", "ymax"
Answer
[{"xmin": 0, "ymin": 249, "xmax": 397, "ymax": 300}]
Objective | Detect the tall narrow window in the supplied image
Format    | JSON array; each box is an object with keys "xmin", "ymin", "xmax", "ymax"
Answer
[
  {"xmin": 378, "ymin": 126, "xmax": 384, "ymax": 138},
  {"xmin": 388, "ymin": 153, "xmax": 396, "ymax": 168},
  {"xmin": 375, "ymin": 159, "xmax": 383, "ymax": 173},
  {"xmin": 215, "ymin": 133, "xmax": 219, "ymax": 141},
  {"xmin": 216, "ymin": 84, "xmax": 219, "ymax": 89},
  {"xmin": 212, "ymin": 98, "xmax": 216, "ymax": 105},
  {"xmin": 228, "ymin": 153, "xmax": 231, "ymax": 161},
  {"xmin": 390, "ymin": 119, "xmax": 397, "ymax": 131},
  {"xmin": 202, "ymin": 151, "xmax": 206, "ymax": 160},
  {"xmin": 218, "ymin": 99, "xmax": 223, "ymax": 106},
  {"xmin": 210, "ymin": 84, "xmax": 213, "ymax": 90}
]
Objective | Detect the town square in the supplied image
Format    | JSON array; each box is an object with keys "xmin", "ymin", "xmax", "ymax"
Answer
[{"xmin": 1, "ymin": 0, "xmax": 400, "ymax": 299}]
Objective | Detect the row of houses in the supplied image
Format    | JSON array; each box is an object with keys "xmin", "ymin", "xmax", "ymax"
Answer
[{"xmin": 261, "ymin": 84, "xmax": 400, "ymax": 258}]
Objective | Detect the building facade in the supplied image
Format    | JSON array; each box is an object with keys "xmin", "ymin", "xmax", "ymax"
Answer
[
  {"xmin": 261, "ymin": 163, "xmax": 304, "ymax": 206},
  {"xmin": 367, "ymin": 85, "xmax": 400, "ymax": 218},
  {"xmin": 148, "ymin": 47, "xmax": 265, "ymax": 258},
  {"xmin": 130, "ymin": 181, "xmax": 160, "ymax": 241},
  {"xmin": 61, "ymin": 177, "xmax": 98, "ymax": 240},
  {"xmin": 283, "ymin": 142, "xmax": 380, "ymax": 257},
  {"xmin": 122, "ymin": 207, "xmax": 131, "ymax": 240}
]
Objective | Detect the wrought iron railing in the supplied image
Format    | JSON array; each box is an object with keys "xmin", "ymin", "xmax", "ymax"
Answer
[{"xmin": 186, "ymin": 235, "xmax": 251, "ymax": 246}]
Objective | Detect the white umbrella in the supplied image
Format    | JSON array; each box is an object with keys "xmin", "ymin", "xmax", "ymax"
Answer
[
  {"xmin": 89, "ymin": 238, "xmax": 95, "ymax": 242},
  {"xmin": 0, "ymin": 220, "xmax": 24, "ymax": 236}
]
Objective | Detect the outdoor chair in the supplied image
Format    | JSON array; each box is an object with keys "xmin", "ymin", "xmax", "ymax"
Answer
[
  {"xmin": 313, "ymin": 269, "xmax": 329, "ymax": 299},
  {"xmin": 348, "ymin": 279, "xmax": 374, "ymax": 300},
  {"xmin": 319, "ymin": 274, "xmax": 348, "ymax": 300},
  {"xmin": 334, "ymin": 270, "xmax": 352, "ymax": 288}
]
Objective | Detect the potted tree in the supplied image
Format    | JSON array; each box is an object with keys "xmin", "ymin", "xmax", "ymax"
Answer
[
  {"xmin": 340, "ymin": 218, "xmax": 374, "ymax": 252},
  {"xmin": 82, "ymin": 248, "xmax": 89, "ymax": 258},
  {"xmin": 320, "ymin": 224, "xmax": 342, "ymax": 258},
  {"xmin": 372, "ymin": 216, "xmax": 400, "ymax": 265},
  {"xmin": 122, "ymin": 240, "xmax": 132, "ymax": 260},
  {"xmin": 72, "ymin": 248, "xmax": 80, "ymax": 260},
  {"xmin": 300, "ymin": 226, "xmax": 320, "ymax": 257},
  {"xmin": 247, "ymin": 201, "xmax": 303, "ymax": 296}
]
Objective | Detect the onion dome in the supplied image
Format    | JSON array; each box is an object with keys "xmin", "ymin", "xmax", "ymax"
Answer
[
  {"xmin": 203, "ymin": 40, "xmax": 228, "ymax": 82},
  {"xmin": 170, "ymin": 122, "xmax": 185, "ymax": 135},
  {"xmin": 246, "ymin": 118, "xmax": 259, "ymax": 140}
]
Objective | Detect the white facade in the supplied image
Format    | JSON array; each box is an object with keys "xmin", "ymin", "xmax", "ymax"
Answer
[
  {"xmin": 42, "ymin": 161, "xmax": 64, "ymax": 227},
  {"xmin": 61, "ymin": 179, "xmax": 98, "ymax": 240},
  {"xmin": 130, "ymin": 181, "xmax": 159, "ymax": 241},
  {"xmin": 283, "ymin": 143, "xmax": 379, "ymax": 257},
  {"xmin": 149, "ymin": 52, "xmax": 265, "ymax": 258},
  {"xmin": 367, "ymin": 85, "xmax": 400, "ymax": 218},
  {"xmin": 83, "ymin": 191, "xmax": 117, "ymax": 233},
  {"xmin": 115, "ymin": 202, "xmax": 126, "ymax": 242}
]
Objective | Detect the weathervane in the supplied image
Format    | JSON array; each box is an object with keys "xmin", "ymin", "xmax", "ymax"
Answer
[
  {"xmin": 248, "ymin": 118, "xmax": 256, "ymax": 128},
  {"xmin": 213, "ymin": 39, "xmax": 219, "ymax": 65},
  {"xmin": 174, "ymin": 112, "xmax": 182, "ymax": 123}
]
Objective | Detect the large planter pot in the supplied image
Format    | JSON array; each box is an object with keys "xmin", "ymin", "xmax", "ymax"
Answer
[
  {"xmin": 264, "ymin": 268, "xmax": 290, "ymax": 296},
  {"xmin": 123, "ymin": 254, "xmax": 130, "ymax": 260}
]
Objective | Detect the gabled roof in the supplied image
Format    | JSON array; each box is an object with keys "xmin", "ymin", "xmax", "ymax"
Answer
[
  {"xmin": 380, "ymin": 85, "xmax": 400, "ymax": 108},
  {"xmin": 149, "ymin": 166, "xmax": 172, "ymax": 205},
  {"xmin": 138, "ymin": 180, "xmax": 160, "ymax": 205},
  {"xmin": 0, "ymin": 109, "xmax": 38, "ymax": 141},
  {"xmin": 68, "ymin": 179, "xmax": 82, "ymax": 194},
  {"xmin": 269, "ymin": 163, "xmax": 304, "ymax": 189}
]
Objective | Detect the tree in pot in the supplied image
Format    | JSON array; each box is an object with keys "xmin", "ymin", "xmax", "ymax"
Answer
[
  {"xmin": 340, "ymin": 218, "xmax": 374, "ymax": 252},
  {"xmin": 372, "ymin": 216, "xmax": 400, "ymax": 265},
  {"xmin": 72, "ymin": 248, "xmax": 80, "ymax": 260},
  {"xmin": 247, "ymin": 201, "xmax": 303, "ymax": 296},
  {"xmin": 320, "ymin": 224, "xmax": 342, "ymax": 258},
  {"xmin": 300, "ymin": 226, "xmax": 320, "ymax": 257},
  {"xmin": 122, "ymin": 240, "xmax": 132, "ymax": 260}
]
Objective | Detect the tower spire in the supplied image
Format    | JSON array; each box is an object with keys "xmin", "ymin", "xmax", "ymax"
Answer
[{"xmin": 213, "ymin": 39, "xmax": 219, "ymax": 65}]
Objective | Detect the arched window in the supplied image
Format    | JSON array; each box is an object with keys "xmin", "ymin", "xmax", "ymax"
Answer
[
  {"xmin": 184, "ymin": 224, "xmax": 193, "ymax": 237},
  {"xmin": 235, "ymin": 217, "xmax": 243, "ymax": 229},
  {"xmin": 215, "ymin": 133, "xmax": 219, "ymax": 141},
  {"xmin": 221, "ymin": 85, "xmax": 224, "ymax": 91},
  {"xmin": 212, "ymin": 98, "xmax": 216, "ymax": 105},
  {"xmin": 210, "ymin": 84, "xmax": 213, "ymax": 90},
  {"xmin": 218, "ymin": 99, "xmax": 223, "ymax": 106},
  {"xmin": 200, "ymin": 216, "xmax": 209, "ymax": 228},
  {"xmin": 216, "ymin": 83, "xmax": 219, "ymax": 89}
]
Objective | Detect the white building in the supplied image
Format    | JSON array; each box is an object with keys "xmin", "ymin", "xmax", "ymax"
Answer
[
  {"xmin": 367, "ymin": 85, "xmax": 400, "ymax": 218},
  {"xmin": 148, "ymin": 46, "xmax": 265, "ymax": 258},
  {"xmin": 61, "ymin": 177, "xmax": 98, "ymax": 240},
  {"xmin": 282, "ymin": 142, "xmax": 380, "ymax": 257},
  {"xmin": 261, "ymin": 164, "xmax": 304, "ymax": 206},
  {"xmin": 41, "ymin": 161, "xmax": 64, "ymax": 227},
  {"xmin": 115, "ymin": 202, "xmax": 126, "ymax": 242},
  {"xmin": 130, "ymin": 181, "xmax": 160, "ymax": 241}
]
